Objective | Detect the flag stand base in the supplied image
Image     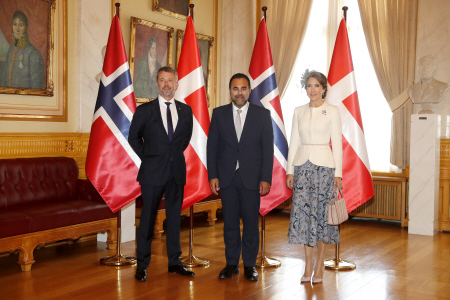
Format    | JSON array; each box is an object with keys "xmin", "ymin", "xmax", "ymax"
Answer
[
  {"xmin": 256, "ymin": 215, "xmax": 281, "ymax": 268},
  {"xmin": 324, "ymin": 243, "xmax": 355, "ymax": 271},
  {"xmin": 180, "ymin": 255, "xmax": 209, "ymax": 268},
  {"xmin": 100, "ymin": 228, "xmax": 137, "ymax": 266},
  {"xmin": 324, "ymin": 258, "xmax": 356, "ymax": 270},
  {"xmin": 180, "ymin": 206, "xmax": 209, "ymax": 268},
  {"xmin": 256, "ymin": 256, "xmax": 281, "ymax": 268}
]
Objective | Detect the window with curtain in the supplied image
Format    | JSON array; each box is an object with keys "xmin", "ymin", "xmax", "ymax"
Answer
[{"xmin": 281, "ymin": 0, "xmax": 396, "ymax": 172}]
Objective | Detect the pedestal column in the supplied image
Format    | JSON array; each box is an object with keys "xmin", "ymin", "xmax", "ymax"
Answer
[{"xmin": 409, "ymin": 114, "xmax": 440, "ymax": 236}]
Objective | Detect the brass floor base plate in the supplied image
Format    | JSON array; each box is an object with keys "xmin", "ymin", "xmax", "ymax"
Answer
[
  {"xmin": 324, "ymin": 258, "xmax": 356, "ymax": 271},
  {"xmin": 255, "ymin": 256, "xmax": 281, "ymax": 268},
  {"xmin": 100, "ymin": 254, "xmax": 137, "ymax": 266},
  {"xmin": 180, "ymin": 255, "xmax": 210, "ymax": 268}
]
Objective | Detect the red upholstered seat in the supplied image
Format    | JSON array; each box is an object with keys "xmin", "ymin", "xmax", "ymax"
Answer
[{"xmin": 0, "ymin": 157, "xmax": 115, "ymax": 239}]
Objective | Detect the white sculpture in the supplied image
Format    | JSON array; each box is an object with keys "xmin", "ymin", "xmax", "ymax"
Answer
[{"xmin": 408, "ymin": 55, "xmax": 449, "ymax": 114}]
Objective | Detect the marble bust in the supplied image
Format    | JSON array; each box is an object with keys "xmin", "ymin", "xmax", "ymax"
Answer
[{"xmin": 408, "ymin": 55, "xmax": 449, "ymax": 113}]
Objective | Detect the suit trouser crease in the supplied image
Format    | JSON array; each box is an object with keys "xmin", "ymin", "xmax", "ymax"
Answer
[
  {"xmin": 221, "ymin": 170, "xmax": 260, "ymax": 267},
  {"xmin": 137, "ymin": 170, "xmax": 183, "ymax": 269}
]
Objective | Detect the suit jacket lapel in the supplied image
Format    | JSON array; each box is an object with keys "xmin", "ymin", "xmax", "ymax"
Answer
[
  {"xmin": 172, "ymin": 100, "xmax": 184, "ymax": 139},
  {"xmin": 226, "ymin": 103, "xmax": 239, "ymax": 144},
  {"xmin": 240, "ymin": 103, "xmax": 254, "ymax": 143},
  {"xmin": 152, "ymin": 98, "xmax": 170, "ymax": 141}
]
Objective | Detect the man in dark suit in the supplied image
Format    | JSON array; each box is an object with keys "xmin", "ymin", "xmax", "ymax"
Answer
[
  {"xmin": 129, "ymin": 66, "xmax": 194, "ymax": 281},
  {"xmin": 207, "ymin": 73, "xmax": 274, "ymax": 281}
]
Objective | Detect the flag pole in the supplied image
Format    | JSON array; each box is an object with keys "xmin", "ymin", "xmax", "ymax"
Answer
[
  {"xmin": 179, "ymin": 4, "xmax": 209, "ymax": 268},
  {"xmin": 324, "ymin": 6, "xmax": 355, "ymax": 271},
  {"xmin": 255, "ymin": 6, "xmax": 280, "ymax": 269},
  {"xmin": 99, "ymin": 3, "xmax": 137, "ymax": 266}
]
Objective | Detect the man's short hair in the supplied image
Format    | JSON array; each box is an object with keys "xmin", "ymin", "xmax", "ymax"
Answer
[
  {"xmin": 229, "ymin": 73, "xmax": 251, "ymax": 89},
  {"xmin": 156, "ymin": 66, "xmax": 178, "ymax": 82},
  {"xmin": 147, "ymin": 37, "xmax": 157, "ymax": 51},
  {"xmin": 12, "ymin": 10, "xmax": 28, "ymax": 27}
]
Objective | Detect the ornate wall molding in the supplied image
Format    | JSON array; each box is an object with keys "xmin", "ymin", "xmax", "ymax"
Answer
[{"xmin": 0, "ymin": 133, "xmax": 90, "ymax": 179}]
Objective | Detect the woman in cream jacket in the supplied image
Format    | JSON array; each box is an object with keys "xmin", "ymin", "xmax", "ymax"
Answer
[{"xmin": 286, "ymin": 70, "xmax": 342, "ymax": 284}]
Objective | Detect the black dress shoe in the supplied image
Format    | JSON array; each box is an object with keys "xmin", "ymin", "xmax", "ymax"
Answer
[
  {"xmin": 135, "ymin": 267, "xmax": 147, "ymax": 282},
  {"xmin": 244, "ymin": 266, "xmax": 259, "ymax": 281},
  {"xmin": 168, "ymin": 263, "xmax": 195, "ymax": 277},
  {"xmin": 218, "ymin": 265, "xmax": 239, "ymax": 279}
]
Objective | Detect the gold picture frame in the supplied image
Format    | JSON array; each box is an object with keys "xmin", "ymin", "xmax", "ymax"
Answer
[
  {"xmin": 129, "ymin": 17, "xmax": 174, "ymax": 103},
  {"xmin": 0, "ymin": 0, "xmax": 67, "ymax": 121},
  {"xmin": 152, "ymin": 0, "xmax": 192, "ymax": 21},
  {"xmin": 176, "ymin": 30, "xmax": 214, "ymax": 107}
]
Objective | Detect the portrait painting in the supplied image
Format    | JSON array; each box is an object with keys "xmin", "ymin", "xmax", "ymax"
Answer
[
  {"xmin": 129, "ymin": 17, "xmax": 174, "ymax": 103},
  {"xmin": 152, "ymin": 0, "xmax": 192, "ymax": 21},
  {"xmin": 0, "ymin": 0, "xmax": 54, "ymax": 96},
  {"xmin": 176, "ymin": 30, "xmax": 214, "ymax": 106}
]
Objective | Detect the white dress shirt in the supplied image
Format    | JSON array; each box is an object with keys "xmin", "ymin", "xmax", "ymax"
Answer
[
  {"xmin": 158, "ymin": 95, "xmax": 178, "ymax": 133},
  {"xmin": 233, "ymin": 101, "xmax": 249, "ymax": 134},
  {"xmin": 286, "ymin": 102, "xmax": 343, "ymax": 177}
]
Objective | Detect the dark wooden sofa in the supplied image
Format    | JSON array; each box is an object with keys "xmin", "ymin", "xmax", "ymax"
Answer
[{"xmin": 0, "ymin": 157, "xmax": 117, "ymax": 271}]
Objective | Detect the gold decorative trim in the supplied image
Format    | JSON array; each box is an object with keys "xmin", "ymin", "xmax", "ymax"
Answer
[
  {"xmin": 152, "ymin": 0, "xmax": 192, "ymax": 21},
  {"xmin": 176, "ymin": 30, "xmax": 214, "ymax": 107},
  {"xmin": 0, "ymin": 133, "xmax": 90, "ymax": 179},
  {"xmin": 129, "ymin": 16, "xmax": 174, "ymax": 104}
]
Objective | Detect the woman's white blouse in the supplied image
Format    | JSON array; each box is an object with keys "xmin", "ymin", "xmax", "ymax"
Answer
[{"xmin": 286, "ymin": 102, "xmax": 343, "ymax": 177}]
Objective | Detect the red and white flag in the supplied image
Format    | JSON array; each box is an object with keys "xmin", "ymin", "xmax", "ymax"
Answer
[
  {"xmin": 175, "ymin": 16, "xmax": 212, "ymax": 210},
  {"xmin": 86, "ymin": 15, "xmax": 141, "ymax": 213},
  {"xmin": 326, "ymin": 18, "xmax": 374, "ymax": 212},
  {"xmin": 248, "ymin": 18, "xmax": 292, "ymax": 216}
]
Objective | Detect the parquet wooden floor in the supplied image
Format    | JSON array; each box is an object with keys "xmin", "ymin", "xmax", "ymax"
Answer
[{"xmin": 1, "ymin": 210, "xmax": 450, "ymax": 300}]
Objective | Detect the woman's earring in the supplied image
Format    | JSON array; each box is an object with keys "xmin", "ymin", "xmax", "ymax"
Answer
[{"xmin": 322, "ymin": 93, "xmax": 325, "ymax": 99}]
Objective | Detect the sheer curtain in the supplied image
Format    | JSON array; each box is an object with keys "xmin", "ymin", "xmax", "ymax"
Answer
[
  {"xmin": 282, "ymin": 0, "xmax": 395, "ymax": 172},
  {"xmin": 357, "ymin": 0, "xmax": 418, "ymax": 169},
  {"xmin": 262, "ymin": 0, "xmax": 313, "ymax": 98}
]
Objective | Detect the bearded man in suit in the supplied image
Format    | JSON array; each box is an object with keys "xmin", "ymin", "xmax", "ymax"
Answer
[
  {"xmin": 129, "ymin": 66, "xmax": 194, "ymax": 281},
  {"xmin": 207, "ymin": 73, "xmax": 274, "ymax": 282}
]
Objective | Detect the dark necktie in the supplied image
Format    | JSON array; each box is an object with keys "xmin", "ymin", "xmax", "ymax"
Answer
[{"xmin": 165, "ymin": 102, "xmax": 174, "ymax": 142}]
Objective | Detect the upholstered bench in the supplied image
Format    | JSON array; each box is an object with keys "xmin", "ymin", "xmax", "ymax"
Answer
[{"xmin": 0, "ymin": 157, "xmax": 117, "ymax": 271}]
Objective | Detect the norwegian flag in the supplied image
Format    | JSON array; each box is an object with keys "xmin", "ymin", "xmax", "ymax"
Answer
[
  {"xmin": 326, "ymin": 18, "xmax": 374, "ymax": 212},
  {"xmin": 248, "ymin": 18, "xmax": 292, "ymax": 216},
  {"xmin": 85, "ymin": 15, "xmax": 141, "ymax": 213},
  {"xmin": 175, "ymin": 16, "xmax": 212, "ymax": 210}
]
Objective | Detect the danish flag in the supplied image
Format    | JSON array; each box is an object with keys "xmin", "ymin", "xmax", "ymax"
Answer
[
  {"xmin": 175, "ymin": 16, "xmax": 212, "ymax": 210},
  {"xmin": 85, "ymin": 15, "xmax": 141, "ymax": 213},
  {"xmin": 326, "ymin": 18, "xmax": 374, "ymax": 212},
  {"xmin": 249, "ymin": 18, "xmax": 292, "ymax": 216}
]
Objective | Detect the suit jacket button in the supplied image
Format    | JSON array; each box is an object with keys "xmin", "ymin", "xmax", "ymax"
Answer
[{"xmin": 237, "ymin": 150, "xmax": 240, "ymax": 152}]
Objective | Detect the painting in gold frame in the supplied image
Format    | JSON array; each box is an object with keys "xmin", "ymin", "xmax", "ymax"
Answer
[
  {"xmin": 0, "ymin": 0, "xmax": 55, "ymax": 97},
  {"xmin": 0, "ymin": 0, "xmax": 66, "ymax": 121},
  {"xmin": 129, "ymin": 17, "xmax": 174, "ymax": 103},
  {"xmin": 176, "ymin": 29, "xmax": 214, "ymax": 106},
  {"xmin": 152, "ymin": 0, "xmax": 192, "ymax": 21}
]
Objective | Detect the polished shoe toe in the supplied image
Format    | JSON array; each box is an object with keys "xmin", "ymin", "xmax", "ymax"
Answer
[
  {"xmin": 218, "ymin": 265, "xmax": 239, "ymax": 279},
  {"xmin": 244, "ymin": 266, "xmax": 259, "ymax": 281},
  {"xmin": 135, "ymin": 267, "xmax": 147, "ymax": 282},
  {"xmin": 168, "ymin": 263, "xmax": 195, "ymax": 277}
]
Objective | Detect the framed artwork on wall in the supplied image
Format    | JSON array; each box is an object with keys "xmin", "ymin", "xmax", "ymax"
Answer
[
  {"xmin": 176, "ymin": 29, "xmax": 214, "ymax": 106},
  {"xmin": 0, "ymin": 0, "xmax": 66, "ymax": 121},
  {"xmin": 0, "ymin": 0, "xmax": 55, "ymax": 96},
  {"xmin": 129, "ymin": 17, "xmax": 174, "ymax": 103},
  {"xmin": 152, "ymin": 0, "xmax": 192, "ymax": 21}
]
